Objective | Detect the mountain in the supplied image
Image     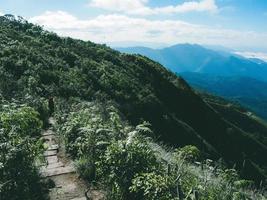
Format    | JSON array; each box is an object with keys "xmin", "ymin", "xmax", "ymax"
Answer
[
  {"xmin": 249, "ymin": 58, "xmax": 267, "ymax": 65},
  {"xmin": 116, "ymin": 44, "xmax": 267, "ymax": 82},
  {"xmin": 117, "ymin": 44, "xmax": 267, "ymax": 119},
  {"xmin": 1, "ymin": 15, "xmax": 267, "ymax": 188},
  {"xmin": 180, "ymin": 72, "xmax": 267, "ymax": 119}
]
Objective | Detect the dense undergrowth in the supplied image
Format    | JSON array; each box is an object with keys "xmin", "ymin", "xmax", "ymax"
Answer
[
  {"xmin": 55, "ymin": 98, "xmax": 267, "ymax": 199},
  {"xmin": 0, "ymin": 98, "xmax": 48, "ymax": 200}
]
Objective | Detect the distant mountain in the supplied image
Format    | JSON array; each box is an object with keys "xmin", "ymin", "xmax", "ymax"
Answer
[
  {"xmin": 249, "ymin": 58, "xmax": 267, "ymax": 65},
  {"xmin": 116, "ymin": 44, "xmax": 267, "ymax": 82},
  {"xmin": 203, "ymin": 44, "xmax": 234, "ymax": 53},
  {"xmin": 117, "ymin": 44, "xmax": 267, "ymax": 118},
  {"xmin": 180, "ymin": 72, "xmax": 267, "ymax": 119}
]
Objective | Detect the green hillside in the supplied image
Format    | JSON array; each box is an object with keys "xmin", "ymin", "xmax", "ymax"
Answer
[
  {"xmin": 180, "ymin": 72, "xmax": 267, "ymax": 119},
  {"xmin": 0, "ymin": 15, "xmax": 266, "ymax": 199}
]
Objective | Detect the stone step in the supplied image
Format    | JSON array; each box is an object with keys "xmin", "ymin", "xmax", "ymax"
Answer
[
  {"xmin": 47, "ymin": 162, "xmax": 65, "ymax": 169},
  {"xmin": 42, "ymin": 130, "xmax": 55, "ymax": 136},
  {"xmin": 42, "ymin": 165, "xmax": 75, "ymax": 177},
  {"xmin": 49, "ymin": 192, "xmax": 85, "ymax": 200},
  {"xmin": 41, "ymin": 161, "xmax": 65, "ymax": 171},
  {"xmin": 70, "ymin": 197, "xmax": 87, "ymax": 200},
  {"xmin": 47, "ymin": 155, "xmax": 59, "ymax": 164},
  {"xmin": 48, "ymin": 144, "xmax": 59, "ymax": 151},
  {"xmin": 44, "ymin": 150, "xmax": 57, "ymax": 157},
  {"xmin": 43, "ymin": 134, "xmax": 55, "ymax": 139},
  {"xmin": 49, "ymin": 183, "xmax": 86, "ymax": 200}
]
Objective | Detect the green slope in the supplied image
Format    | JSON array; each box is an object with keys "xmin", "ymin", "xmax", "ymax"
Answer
[
  {"xmin": 180, "ymin": 72, "xmax": 267, "ymax": 119},
  {"xmin": 1, "ymin": 15, "xmax": 267, "ymax": 183}
]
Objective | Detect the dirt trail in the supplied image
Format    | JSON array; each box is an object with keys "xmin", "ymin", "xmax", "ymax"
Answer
[{"xmin": 40, "ymin": 118, "xmax": 104, "ymax": 200}]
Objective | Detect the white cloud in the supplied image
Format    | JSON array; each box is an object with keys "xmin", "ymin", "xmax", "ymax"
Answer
[
  {"xmin": 89, "ymin": 0, "xmax": 147, "ymax": 12},
  {"xmin": 234, "ymin": 52, "xmax": 267, "ymax": 62},
  {"xmin": 30, "ymin": 11, "xmax": 82, "ymax": 29},
  {"xmin": 0, "ymin": 11, "xmax": 4, "ymax": 16},
  {"xmin": 29, "ymin": 11, "xmax": 267, "ymax": 49},
  {"xmin": 89, "ymin": 0, "xmax": 218, "ymax": 15}
]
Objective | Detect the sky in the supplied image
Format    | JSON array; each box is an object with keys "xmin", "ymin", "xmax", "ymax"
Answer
[{"xmin": 1, "ymin": 0, "xmax": 267, "ymax": 56}]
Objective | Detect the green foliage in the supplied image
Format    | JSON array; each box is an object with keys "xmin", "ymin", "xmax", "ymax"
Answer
[
  {"xmin": 220, "ymin": 169, "xmax": 239, "ymax": 184},
  {"xmin": 0, "ymin": 105, "xmax": 42, "ymax": 137},
  {"xmin": 174, "ymin": 145, "xmax": 201, "ymax": 162},
  {"xmin": 0, "ymin": 104, "xmax": 46, "ymax": 200},
  {"xmin": 234, "ymin": 179, "xmax": 254, "ymax": 190},
  {"xmin": 130, "ymin": 172, "xmax": 174, "ymax": 200},
  {"xmin": 56, "ymin": 100, "xmax": 267, "ymax": 200},
  {"xmin": 25, "ymin": 96, "xmax": 50, "ymax": 128},
  {"xmin": 135, "ymin": 121, "xmax": 154, "ymax": 138},
  {"xmin": 58, "ymin": 102, "xmax": 124, "ymax": 158},
  {"xmin": 97, "ymin": 138, "xmax": 159, "ymax": 198},
  {"xmin": 75, "ymin": 157, "xmax": 96, "ymax": 181}
]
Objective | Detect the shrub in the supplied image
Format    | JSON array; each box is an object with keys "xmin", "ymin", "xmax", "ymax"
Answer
[
  {"xmin": 75, "ymin": 156, "xmax": 96, "ymax": 182},
  {"xmin": 97, "ymin": 138, "xmax": 159, "ymax": 199},
  {"xmin": 174, "ymin": 145, "xmax": 201, "ymax": 162},
  {"xmin": 0, "ymin": 105, "xmax": 42, "ymax": 137},
  {"xmin": 58, "ymin": 103, "xmax": 118, "ymax": 158},
  {"xmin": 130, "ymin": 172, "xmax": 175, "ymax": 200},
  {"xmin": 0, "ymin": 105, "xmax": 45, "ymax": 200}
]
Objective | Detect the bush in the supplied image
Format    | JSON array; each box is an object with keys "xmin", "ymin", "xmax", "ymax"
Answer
[
  {"xmin": 97, "ymin": 138, "xmax": 159, "ymax": 199},
  {"xmin": 28, "ymin": 97, "xmax": 50, "ymax": 128},
  {"xmin": 174, "ymin": 145, "xmax": 201, "ymax": 162},
  {"xmin": 0, "ymin": 104, "xmax": 45, "ymax": 200},
  {"xmin": 130, "ymin": 172, "xmax": 175, "ymax": 200},
  {"xmin": 0, "ymin": 105, "xmax": 43, "ymax": 137},
  {"xmin": 58, "ymin": 102, "xmax": 118, "ymax": 158},
  {"xmin": 75, "ymin": 157, "xmax": 96, "ymax": 181}
]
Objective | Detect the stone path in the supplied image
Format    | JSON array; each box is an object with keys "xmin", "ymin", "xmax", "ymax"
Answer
[{"xmin": 40, "ymin": 118, "xmax": 89, "ymax": 200}]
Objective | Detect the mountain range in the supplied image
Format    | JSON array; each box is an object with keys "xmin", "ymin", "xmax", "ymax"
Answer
[
  {"xmin": 116, "ymin": 44, "xmax": 267, "ymax": 82},
  {"xmin": 116, "ymin": 44, "xmax": 267, "ymax": 119}
]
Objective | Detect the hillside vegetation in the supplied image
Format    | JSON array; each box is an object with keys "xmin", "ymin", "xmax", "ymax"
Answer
[
  {"xmin": 0, "ymin": 15, "xmax": 267, "ymax": 199},
  {"xmin": 180, "ymin": 72, "xmax": 267, "ymax": 119}
]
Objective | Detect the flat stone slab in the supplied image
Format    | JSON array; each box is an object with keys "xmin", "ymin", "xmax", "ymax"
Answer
[
  {"xmin": 41, "ymin": 162, "xmax": 65, "ymax": 171},
  {"xmin": 44, "ymin": 150, "xmax": 57, "ymax": 157},
  {"xmin": 47, "ymin": 162, "xmax": 64, "ymax": 169},
  {"xmin": 42, "ymin": 130, "xmax": 55, "ymax": 136},
  {"xmin": 47, "ymin": 156, "xmax": 59, "ymax": 164},
  {"xmin": 70, "ymin": 197, "xmax": 87, "ymax": 200},
  {"xmin": 42, "ymin": 166, "xmax": 75, "ymax": 177},
  {"xmin": 48, "ymin": 144, "xmax": 59, "ymax": 151}
]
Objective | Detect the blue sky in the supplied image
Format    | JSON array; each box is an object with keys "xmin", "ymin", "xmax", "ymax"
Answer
[{"xmin": 1, "ymin": 0, "xmax": 267, "ymax": 55}]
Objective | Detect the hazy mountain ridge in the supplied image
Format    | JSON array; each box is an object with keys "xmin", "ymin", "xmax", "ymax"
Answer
[
  {"xmin": 116, "ymin": 44, "xmax": 267, "ymax": 81},
  {"xmin": 117, "ymin": 44, "xmax": 267, "ymax": 119}
]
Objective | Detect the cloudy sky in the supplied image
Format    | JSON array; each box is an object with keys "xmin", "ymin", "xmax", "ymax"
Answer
[{"xmin": 1, "ymin": 0, "xmax": 267, "ymax": 55}]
